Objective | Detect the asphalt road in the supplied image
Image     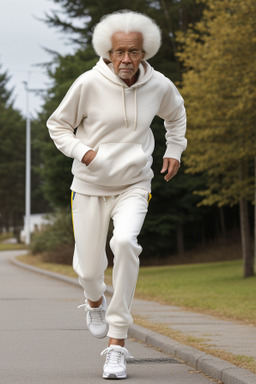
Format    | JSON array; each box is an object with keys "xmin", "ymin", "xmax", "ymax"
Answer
[{"xmin": 0, "ymin": 250, "xmax": 218, "ymax": 384}]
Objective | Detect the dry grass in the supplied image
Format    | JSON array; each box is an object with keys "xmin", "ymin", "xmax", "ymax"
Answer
[{"xmin": 0, "ymin": 243, "xmax": 27, "ymax": 251}]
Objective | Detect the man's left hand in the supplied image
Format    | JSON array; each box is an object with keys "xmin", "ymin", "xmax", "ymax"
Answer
[{"xmin": 160, "ymin": 158, "xmax": 180, "ymax": 182}]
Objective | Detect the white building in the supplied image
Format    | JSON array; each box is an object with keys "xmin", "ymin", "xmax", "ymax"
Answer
[{"xmin": 20, "ymin": 213, "xmax": 51, "ymax": 243}]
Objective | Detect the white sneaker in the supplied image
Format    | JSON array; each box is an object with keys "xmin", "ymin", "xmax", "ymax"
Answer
[
  {"xmin": 78, "ymin": 295, "xmax": 108, "ymax": 339},
  {"xmin": 101, "ymin": 345, "xmax": 132, "ymax": 379}
]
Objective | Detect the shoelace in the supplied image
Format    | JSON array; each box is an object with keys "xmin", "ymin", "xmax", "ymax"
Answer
[
  {"xmin": 101, "ymin": 346, "xmax": 133, "ymax": 363},
  {"xmin": 78, "ymin": 301, "xmax": 105, "ymax": 324}
]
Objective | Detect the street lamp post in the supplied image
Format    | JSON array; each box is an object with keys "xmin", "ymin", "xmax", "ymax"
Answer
[{"xmin": 23, "ymin": 81, "xmax": 31, "ymax": 245}]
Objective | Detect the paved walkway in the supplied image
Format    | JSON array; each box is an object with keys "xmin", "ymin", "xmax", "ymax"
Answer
[
  {"xmin": 131, "ymin": 298, "xmax": 256, "ymax": 359},
  {"xmin": 9, "ymin": 250, "xmax": 256, "ymax": 384},
  {"xmin": 1, "ymin": 250, "xmax": 217, "ymax": 384}
]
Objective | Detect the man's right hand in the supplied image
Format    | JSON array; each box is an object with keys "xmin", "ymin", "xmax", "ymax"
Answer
[{"xmin": 82, "ymin": 150, "xmax": 97, "ymax": 166}]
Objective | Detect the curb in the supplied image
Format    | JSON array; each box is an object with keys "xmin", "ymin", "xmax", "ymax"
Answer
[{"xmin": 11, "ymin": 256, "xmax": 256, "ymax": 384}]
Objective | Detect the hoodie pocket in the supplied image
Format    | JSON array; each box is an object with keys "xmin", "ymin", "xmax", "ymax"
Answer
[{"xmin": 86, "ymin": 143, "xmax": 148, "ymax": 186}]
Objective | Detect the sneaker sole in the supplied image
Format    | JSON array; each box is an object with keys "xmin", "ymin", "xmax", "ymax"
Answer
[
  {"xmin": 88, "ymin": 324, "xmax": 109, "ymax": 339},
  {"xmin": 103, "ymin": 373, "xmax": 127, "ymax": 379}
]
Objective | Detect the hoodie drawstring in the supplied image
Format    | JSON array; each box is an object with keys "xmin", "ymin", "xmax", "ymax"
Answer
[
  {"xmin": 121, "ymin": 86, "xmax": 138, "ymax": 130},
  {"xmin": 134, "ymin": 88, "xmax": 138, "ymax": 131},
  {"xmin": 121, "ymin": 86, "xmax": 128, "ymax": 128}
]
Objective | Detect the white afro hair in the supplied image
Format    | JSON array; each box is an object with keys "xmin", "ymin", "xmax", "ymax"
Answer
[{"xmin": 92, "ymin": 10, "xmax": 162, "ymax": 61}]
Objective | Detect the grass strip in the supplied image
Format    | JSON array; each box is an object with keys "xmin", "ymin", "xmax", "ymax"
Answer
[
  {"xmin": 0, "ymin": 243, "xmax": 27, "ymax": 251},
  {"xmin": 135, "ymin": 260, "xmax": 256, "ymax": 325}
]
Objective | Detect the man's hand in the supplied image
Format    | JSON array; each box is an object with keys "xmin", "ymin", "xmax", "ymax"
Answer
[
  {"xmin": 160, "ymin": 158, "xmax": 180, "ymax": 182},
  {"xmin": 82, "ymin": 150, "xmax": 97, "ymax": 166}
]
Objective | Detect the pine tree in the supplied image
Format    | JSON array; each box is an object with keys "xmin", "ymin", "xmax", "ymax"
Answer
[{"xmin": 0, "ymin": 66, "xmax": 25, "ymax": 236}]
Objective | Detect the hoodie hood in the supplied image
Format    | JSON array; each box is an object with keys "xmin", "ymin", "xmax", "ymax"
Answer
[
  {"xmin": 93, "ymin": 58, "xmax": 154, "ymax": 130},
  {"xmin": 94, "ymin": 57, "xmax": 154, "ymax": 87}
]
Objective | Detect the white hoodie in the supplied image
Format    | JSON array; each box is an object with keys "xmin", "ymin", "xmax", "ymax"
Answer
[{"xmin": 47, "ymin": 58, "xmax": 187, "ymax": 196}]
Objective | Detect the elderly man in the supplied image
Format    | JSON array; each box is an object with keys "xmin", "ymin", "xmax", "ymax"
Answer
[{"xmin": 47, "ymin": 10, "xmax": 187, "ymax": 380}]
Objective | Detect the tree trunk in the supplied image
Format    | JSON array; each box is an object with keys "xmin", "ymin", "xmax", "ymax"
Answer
[
  {"xmin": 219, "ymin": 206, "xmax": 226, "ymax": 238},
  {"xmin": 254, "ymin": 156, "xmax": 256, "ymax": 272},
  {"xmin": 176, "ymin": 222, "xmax": 185, "ymax": 257},
  {"xmin": 239, "ymin": 197, "xmax": 253, "ymax": 277}
]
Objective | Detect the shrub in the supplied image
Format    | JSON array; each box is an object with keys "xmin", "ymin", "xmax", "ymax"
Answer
[{"xmin": 30, "ymin": 209, "xmax": 74, "ymax": 264}]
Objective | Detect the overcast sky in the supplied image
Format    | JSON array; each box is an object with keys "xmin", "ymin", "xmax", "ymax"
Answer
[{"xmin": 0, "ymin": 0, "xmax": 76, "ymax": 116}]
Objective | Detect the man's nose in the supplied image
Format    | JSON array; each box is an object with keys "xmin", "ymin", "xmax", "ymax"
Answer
[{"xmin": 122, "ymin": 52, "xmax": 132, "ymax": 63}]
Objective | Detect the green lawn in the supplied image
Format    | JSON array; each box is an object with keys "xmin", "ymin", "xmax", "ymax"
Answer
[
  {"xmin": 134, "ymin": 260, "xmax": 256, "ymax": 325},
  {"xmin": 17, "ymin": 255, "xmax": 256, "ymax": 325},
  {"xmin": 0, "ymin": 243, "xmax": 27, "ymax": 251}
]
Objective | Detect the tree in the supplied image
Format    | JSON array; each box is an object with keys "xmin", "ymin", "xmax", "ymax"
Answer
[
  {"xmin": 177, "ymin": 0, "xmax": 256, "ymax": 276},
  {"xmin": 0, "ymin": 66, "xmax": 25, "ymax": 236}
]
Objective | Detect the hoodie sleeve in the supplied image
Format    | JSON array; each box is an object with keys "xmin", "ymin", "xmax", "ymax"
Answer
[
  {"xmin": 46, "ymin": 75, "xmax": 91, "ymax": 162},
  {"xmin": 157, "ymin": 79, "xmax": 187, "ymax": 162}
]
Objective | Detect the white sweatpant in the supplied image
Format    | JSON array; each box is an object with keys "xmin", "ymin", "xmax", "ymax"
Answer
[{"xmin": 71, "ymin": 188, "xmax": 149, "ymax": 339}]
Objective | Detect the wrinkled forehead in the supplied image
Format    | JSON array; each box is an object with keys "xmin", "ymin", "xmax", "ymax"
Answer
[{"xmin": 111, "ymin": 31, "xmax": 144, "ymax": 50}]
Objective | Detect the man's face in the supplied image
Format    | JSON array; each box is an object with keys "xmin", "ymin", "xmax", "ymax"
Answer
[{"xmin": 110, "ymin": 31, "xmax": 145, "ymax": 84}]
